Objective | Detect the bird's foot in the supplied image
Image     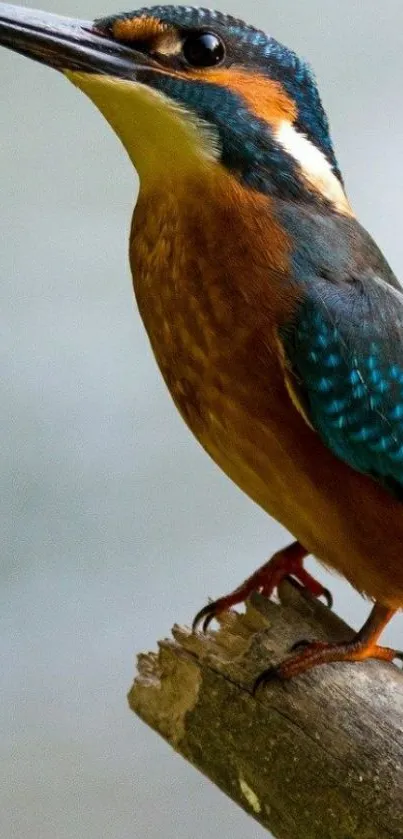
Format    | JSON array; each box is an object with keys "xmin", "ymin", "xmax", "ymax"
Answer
[
  {"xmin": 193, "ymin": 540, "xmax": 332, "ymax": 633},
  {"xmin": 254, "ymin": 634, "xmax": 403, "ymax": 691}
]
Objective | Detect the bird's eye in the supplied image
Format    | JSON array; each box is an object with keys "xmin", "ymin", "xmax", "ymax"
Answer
[{"xmin": 182, "ymin": 32, "xmax": 225, "ymax": 68}]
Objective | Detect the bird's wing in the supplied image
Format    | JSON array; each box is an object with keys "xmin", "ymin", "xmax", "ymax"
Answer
[{"xmin": 280, "ymin": 212, "xmax": 403, "ymax": 497}]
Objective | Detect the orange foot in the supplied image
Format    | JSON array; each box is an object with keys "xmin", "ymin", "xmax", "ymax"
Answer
[
  {"xmin": 254, "ymin": 602, "xmax": 401, "ymax": 689},
  {"xmin": 192, "ymin": 540, "xmax": 332, "ymax": 634}
]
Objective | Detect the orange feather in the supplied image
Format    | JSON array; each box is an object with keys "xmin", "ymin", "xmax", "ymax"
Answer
[{"xmin": 195, "ymin": 69, "xmax": 297, "ymax": 125}]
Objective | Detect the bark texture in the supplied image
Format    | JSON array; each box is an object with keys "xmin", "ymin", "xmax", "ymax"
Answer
[{"xmin": 128, "ymin": 583, "xmax": 403, "ymax": 839}]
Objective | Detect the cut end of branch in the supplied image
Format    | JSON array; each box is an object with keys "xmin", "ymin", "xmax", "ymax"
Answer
[{"xmin": 128, "ymin": 585, "xmax": 403, "ymax": 839}]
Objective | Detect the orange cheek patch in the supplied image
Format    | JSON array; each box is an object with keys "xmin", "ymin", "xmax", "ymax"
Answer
[
  {"xmin": 111, "ymin": 16, "xmax": 169, "ymax": 41},
  {"xmin": 194, "ymin": 69, "xmax": 297, "ymax": 126}
]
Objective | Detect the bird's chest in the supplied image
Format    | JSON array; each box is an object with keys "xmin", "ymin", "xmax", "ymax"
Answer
[
  {"xmin": 130, "ymin": 186, "xmax": 282, "ymax": 440},
  {"xmin": 128, "ymin": 182, "xmax": 307, "ymax": 530}
]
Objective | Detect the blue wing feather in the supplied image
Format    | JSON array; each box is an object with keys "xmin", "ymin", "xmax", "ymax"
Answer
[{"xmin": 281, "ymin": 208, "xmax": 403, "ymax": 495}]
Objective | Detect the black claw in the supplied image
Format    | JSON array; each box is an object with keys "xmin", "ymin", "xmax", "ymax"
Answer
[
  {"xmin": 284, "ymin": 574, "xmax": 301, "ymax": 590},
  {"xmin": 252, "ymin": 666, "xmax": 282, "ymax": 695},
  {"xmin": 283, "ymin": 575, "xmax": 334, "ymax": 610},
  {"xmin": 192, "ymin": 604, "xmax": 213, "ymax": 633},
  {"xmin": 192, "ymin": 602, "xmax": 217, "ymax": 633},
  {"xmin": 322, "ymin": 588, "xmax": 334, "ymax": 609},
  {"xmin": 394, "ymin": 650, "xmax": 403, "ymax": 663},
  {"xmin": 202, "ymin": 613, "xmax": 214, "ymax": 633},
  {"xmin": 290, "ymin": 638, "xmax": 311, "ymax": 653}
]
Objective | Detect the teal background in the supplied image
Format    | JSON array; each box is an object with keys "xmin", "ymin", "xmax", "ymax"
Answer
[{"xmin": 1, "ymin": 2, "xmax": 403, "ymax": 837}]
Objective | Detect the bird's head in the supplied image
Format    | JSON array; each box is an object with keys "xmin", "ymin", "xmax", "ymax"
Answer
[{"xmin": 0, "ymin": 4, "xmax": 350, "ymax": 213}]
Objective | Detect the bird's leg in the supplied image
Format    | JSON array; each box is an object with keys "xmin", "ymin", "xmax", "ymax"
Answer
[
  {"xmin": 193, "ymin": 540, "xmax": 332, "ymax": 633},
  {"xmin": 254, "ymin": 601, "xmax": 401, "ymax": 689}
]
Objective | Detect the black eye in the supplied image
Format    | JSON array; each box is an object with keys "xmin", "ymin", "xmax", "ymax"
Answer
[{"xmin": 182, "ymin": 32, "xmax": 225, "ymax": 68}]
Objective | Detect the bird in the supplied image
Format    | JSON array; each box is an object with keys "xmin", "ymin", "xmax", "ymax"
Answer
[{"xmin": 1, "ymin": 3, "xmax": 403, "ymax": 686}]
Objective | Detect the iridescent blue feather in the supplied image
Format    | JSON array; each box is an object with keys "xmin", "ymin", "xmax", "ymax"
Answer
[{"xmin": 281, "ymin": 206, "xmax": 403, "ymax": 496}]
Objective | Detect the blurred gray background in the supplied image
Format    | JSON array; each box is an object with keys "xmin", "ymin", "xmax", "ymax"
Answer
[{"xmin": 1, "ymin": 1, "xmax": 403, "ymax": 837}]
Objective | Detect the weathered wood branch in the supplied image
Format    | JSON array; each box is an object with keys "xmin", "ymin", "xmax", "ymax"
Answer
[{"xmin": 128, "ymin": 583, "xmax": 403, "ymax": 839}]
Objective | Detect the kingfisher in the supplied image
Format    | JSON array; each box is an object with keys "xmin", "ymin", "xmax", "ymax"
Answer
[{"xmin": 2, "ymin": 3, "xmax": 403, "ymax": 685}]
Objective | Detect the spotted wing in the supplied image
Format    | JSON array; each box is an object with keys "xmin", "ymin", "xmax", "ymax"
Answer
[{"xmin": 281, "ymin": 233, "xmax": 403, "ymax": 497}]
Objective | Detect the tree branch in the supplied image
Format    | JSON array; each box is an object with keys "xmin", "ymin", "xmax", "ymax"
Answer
[{"xmin": 128, "ymin": 582, "xmax": 403, "ymax": 839}]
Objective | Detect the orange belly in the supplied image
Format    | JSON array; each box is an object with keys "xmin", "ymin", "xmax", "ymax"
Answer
[
  {"xmin": 130, "ymin": 177, "xmax": 403, "ymax": 610},
  {"xmin": 195, "ymin": 393, "xmax": 403, "ymax": 609}
]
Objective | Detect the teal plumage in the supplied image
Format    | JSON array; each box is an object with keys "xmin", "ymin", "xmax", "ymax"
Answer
[{"xmin": 281, "ymin": 207, "xmax": 403, "ymax": 497}]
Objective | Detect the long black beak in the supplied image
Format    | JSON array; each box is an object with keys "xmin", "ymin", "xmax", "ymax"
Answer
[{"xmin": 0, "ymin": 3, "xmax": 153, "ymax": 77}]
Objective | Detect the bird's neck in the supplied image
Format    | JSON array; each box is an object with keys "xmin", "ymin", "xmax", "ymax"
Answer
[{"xmin": 67, "ymin": 70, "xmax": 351, "ymax": 216}]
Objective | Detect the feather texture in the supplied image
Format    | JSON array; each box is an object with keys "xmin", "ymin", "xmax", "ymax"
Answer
[{"xmin": 281, "ymin": 206, "xmax": 403, "ymax": 496}]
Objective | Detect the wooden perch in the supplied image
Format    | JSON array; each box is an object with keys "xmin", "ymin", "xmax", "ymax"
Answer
[{"xmin": 128, "ymin": 582, "xmax": 403, "ymax": 839}]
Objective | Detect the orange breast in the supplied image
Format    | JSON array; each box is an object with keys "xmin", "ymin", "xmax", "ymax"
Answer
[
  {"xmin": 130, "ymin": 169, "xmax": 403, "ymax": 610},
  {"xmin": 130, "ymin": 169, "xmax": 293, "ymax": 428}
]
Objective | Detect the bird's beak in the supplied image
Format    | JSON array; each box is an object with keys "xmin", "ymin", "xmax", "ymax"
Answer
[
  {"xmin": 0, "ymin": 4, "xmax": 217, "ymax": 181},
  {"xmin": 0, "ymin": 3, "xmax": 153, "ymax": 77}
]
